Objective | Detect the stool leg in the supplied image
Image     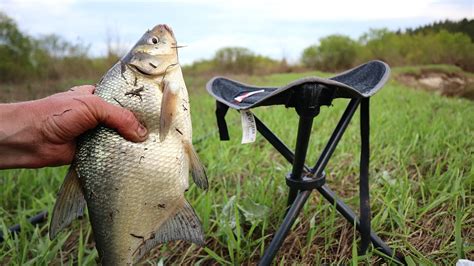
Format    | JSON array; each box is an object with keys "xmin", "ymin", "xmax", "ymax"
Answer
[
  {"xmin": 287, "ymin": 115, "xmax": 315, "ymax": 206},
  {"xmin": 253, "ymin": 106, "xmax": 405, "ymax": 264},
  {"xmin": 310, "ymin": 98, "xmax": 361, "ymax": 177},
  {"xmin": 359, "ymin": 98, "xmax": 371, "ymax": 255},
  {"xmin": 259, "ymin": 190, "xmax": 312, "ymax": 266}
]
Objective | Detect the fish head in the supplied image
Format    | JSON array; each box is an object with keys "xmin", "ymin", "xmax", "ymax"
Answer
[{"xmin": 123, "ymin": 24, "xmax": 178, "ymax": 76}]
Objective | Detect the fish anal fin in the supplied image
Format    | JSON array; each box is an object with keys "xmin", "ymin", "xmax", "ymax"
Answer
[
  {"xmin": 183, "ymin": 141, "xmax": 208, "ymax": 190},
  {"xmin": 159, "ymin": 80, "xmax": 179, "ymax": 142},
  {"xmin": 49, "ymin": 167, "xmax": 86, "ymax": 239},
  {"xmin": 133, "ymin": 199, "xmax": 205, "ymax": 263}
]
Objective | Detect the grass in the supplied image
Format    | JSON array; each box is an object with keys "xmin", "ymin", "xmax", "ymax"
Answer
[{"xmin": 1, "ymin": 68, "xmax": 473, "ymax": 264}]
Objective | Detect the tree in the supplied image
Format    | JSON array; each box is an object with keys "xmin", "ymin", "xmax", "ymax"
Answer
[
  {"xmin": 301, "ymin": 44, "xmax": 318, "ymax": 69},
  {"xmin": 213, "ymin": 47, "xmax": 256, "ymax": 74},
  {"xmin": 301, "ymin": 35, "xmax": 359, "ymax": 71},
  {"xmin": 0, "ymin": 12, "xmax": 35, "ymax": 81}
]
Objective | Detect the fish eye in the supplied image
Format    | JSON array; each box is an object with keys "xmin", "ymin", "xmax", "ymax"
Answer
[{"xmin": 147, "ymin": 36, "xmax": 159, "ymax": 45}]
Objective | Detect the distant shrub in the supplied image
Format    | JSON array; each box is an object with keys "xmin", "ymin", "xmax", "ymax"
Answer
[
  {"xmin": 184, "ymin": 47, "xmax": 290, "ymax": 76},
  {"xmin": 213, "ymin": 47, "xmax": 255, "ymax": 74},
  {"xmin": 301, "ymin": 45, "xmax": 318, "ymax": 69},
  {"xmin": 301, "ymin": 35, "xmax": 359, "ymax": 71}
]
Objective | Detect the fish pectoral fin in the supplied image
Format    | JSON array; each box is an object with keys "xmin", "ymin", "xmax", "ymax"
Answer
[
  {"xmin": 184, "ymin": 140, "xmax": 208, "ymax": 190},
  {"xmin": 159, "ymin": 80, "xmax": 179, "ymax": 142},
  {"xmin": 133, "ymin": 199, "xmax": 205, "ymax": 263},
  {"xmin": 49, "ymin": 167, "xmax": 86, "ymax": 240}
]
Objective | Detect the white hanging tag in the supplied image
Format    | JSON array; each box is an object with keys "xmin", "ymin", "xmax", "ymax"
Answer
[{"xmin": 240, "ymin": 110, "xmax": 257, "ymax": 144}]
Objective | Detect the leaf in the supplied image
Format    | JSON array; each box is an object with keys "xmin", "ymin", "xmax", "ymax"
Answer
[
  {"xmin": 221, "ymin": 196, "xmax": 237, "ymax": 229},
  {"xmin": 237, "ymin": 198, "xmax": 269, "ymax": 224}
]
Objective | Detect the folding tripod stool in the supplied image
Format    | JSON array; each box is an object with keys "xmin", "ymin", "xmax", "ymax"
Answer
[{"xmin": 206, "ymin": 60, "xmax": 405, "ymax": 264}]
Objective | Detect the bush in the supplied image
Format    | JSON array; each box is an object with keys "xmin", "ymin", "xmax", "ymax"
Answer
[
  {"xmin": 184, "ymin": 47, "xmax": 289, "ymax": 76},
  {"xmin": 301, "ymin": 35, "xmax": 360, "ymax": 71},
  {"xmin": 213, "ymin": 47, "xmax": 257, "ymax": 74},
  {"xmin": 301, "ymin": 45, "xmax": 318, "ymax": 69}
]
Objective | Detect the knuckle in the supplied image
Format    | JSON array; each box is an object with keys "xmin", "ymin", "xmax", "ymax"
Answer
[
  {"xmin": 41, "ymin": 115, "xmax": 62, "ymax": 144},
  {"xmin": 70, "ymin": 96, "xmax": 100, "ymax": 126},
  {"xmin": 87, "ymin": 95, "xmax": 101, "ymax": 106},
  {"xmin": 120, "ymin": 109, "xmax": 137, "ymax": 126},
  {"xmin": 70, "ymin": 85, "xmax": 95, "ymax": 94},
  {"xmin": 82, "ymin": 96, "xmax": 101, "ymax": 115}
]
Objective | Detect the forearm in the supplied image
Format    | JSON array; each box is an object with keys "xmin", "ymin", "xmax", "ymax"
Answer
[{"xmin": 0, "ymin": 101, "xmax": 47, "ymax": 169}]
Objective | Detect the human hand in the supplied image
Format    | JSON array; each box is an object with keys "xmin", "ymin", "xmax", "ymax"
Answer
[{"xmin": 0, "ymin": 85, "xmax": 148, "ymax": 169}]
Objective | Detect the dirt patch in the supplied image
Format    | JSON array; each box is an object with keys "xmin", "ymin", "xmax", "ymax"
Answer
[{"xmin": 395, "ymin": 70, "xmax": 474, "ymax": 100}]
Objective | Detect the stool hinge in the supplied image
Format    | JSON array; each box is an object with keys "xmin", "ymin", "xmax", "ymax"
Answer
[
  {"xmin": 286, "ymin": 170, "xmax": 326, "ymax": 190},
  {"xmin": 293, "ymin": 83, "xmax": 335, "ymax": 117}
]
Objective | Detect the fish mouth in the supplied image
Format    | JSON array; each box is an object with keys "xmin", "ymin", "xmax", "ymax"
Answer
[{"xmin": 129, "ymin": 64, "xmax": 152, "ymax": 76}]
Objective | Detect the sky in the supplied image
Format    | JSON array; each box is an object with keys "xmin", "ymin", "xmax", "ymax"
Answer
[{"xmin": 1, "ymin": 0, "xmax": 473, "ymax": 65}]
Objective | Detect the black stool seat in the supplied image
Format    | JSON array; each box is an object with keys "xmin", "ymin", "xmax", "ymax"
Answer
[{"xmin": 207, "ymin": 60, "xmax": 390, "ymax": 110}]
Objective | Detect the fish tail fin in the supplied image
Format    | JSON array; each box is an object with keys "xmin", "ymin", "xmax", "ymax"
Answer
[
  {"xmin": 49, "ymin": 167, "xmax": 86, "ymax": 239},
  {"xmin": 183, "ymin": 140, "xmax": 208, "ymax": 190},
  {"xmin": 133, "ymin": 199, "xmax": 205, "ymax": 263},
  {"xmin": 160, "ymin": 80, "xmax": 179, "ymax": 142}
]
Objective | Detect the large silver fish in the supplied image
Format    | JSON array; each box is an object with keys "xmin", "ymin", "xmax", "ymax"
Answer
[{"xmin": 49, "ymin": 24, "xmax": 207, "ymax": 265}]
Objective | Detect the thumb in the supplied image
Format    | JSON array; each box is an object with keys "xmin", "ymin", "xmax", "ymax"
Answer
[{"xmin": 94, "ymin": 98, "xmax": 148, "ymax": 142}]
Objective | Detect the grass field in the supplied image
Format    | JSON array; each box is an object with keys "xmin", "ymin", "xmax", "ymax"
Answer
[{"xmin": 1, "ymin": 69, "xmax": 473, "ymax": 265}]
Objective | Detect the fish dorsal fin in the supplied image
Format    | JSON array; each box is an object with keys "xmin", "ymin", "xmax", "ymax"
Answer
[
  {"xmin": 133, "ymin": 199, "xmax": 205, "ymax": 263},
  {"xmin": 49, "ymin": 167, "xmax": 86, "ymax": 239},
  {"xmin": 160, "ymin": 80, "xmax": 179, "ymax": 142},
  {"xmin": 183, "ymin": 140, "xmax": 208, "ymax": 190}
]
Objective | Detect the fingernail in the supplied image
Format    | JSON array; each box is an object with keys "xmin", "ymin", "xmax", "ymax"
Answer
[{"xmin": 137, "ymin": 124, "xmax": 148, "ymax": 138}]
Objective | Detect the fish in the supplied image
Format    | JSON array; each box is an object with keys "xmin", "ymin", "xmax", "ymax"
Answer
[{"xmin": 49, "ymin": 24, "xmax": 208, "ymax": 265}]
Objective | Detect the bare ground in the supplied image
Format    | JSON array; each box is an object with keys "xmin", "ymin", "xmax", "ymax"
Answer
[{"xmin": 395, "ymin": 70, "xmax": 474, "ymax": 100}]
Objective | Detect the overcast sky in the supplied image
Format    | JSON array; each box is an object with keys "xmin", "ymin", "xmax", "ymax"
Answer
[{"xmin": 1, "ymin": 0, "xmax": 472, "ymax": 65}]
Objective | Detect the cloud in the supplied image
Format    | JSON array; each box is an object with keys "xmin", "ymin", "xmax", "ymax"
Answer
[
  {"xmin": 2, "ymin": 0, "xmax": 81, "ymax": 36},
  {"xmin": 208, "ymin": 0, "xmax": 472, "ymax": 21},
  {"xmin": 4, "ymin": 0, "xmax": 471, "ymax": 23},
  {"xmin": 105, "ymin": 0, "xmax": 471, "ymax": 21},
  {"xmin": 2, "ymin": 0, "xmax": 77, "ymax": 15}
]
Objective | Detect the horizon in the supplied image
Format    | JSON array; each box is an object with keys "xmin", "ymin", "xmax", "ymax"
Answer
[{"xmin": 2, "ymin": 0, "xmax": 473, "ymax": 65}]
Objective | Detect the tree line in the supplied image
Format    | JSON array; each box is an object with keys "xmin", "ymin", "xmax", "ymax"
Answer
[
  {"xmin": 405, "ymin": 18, "xmax": 473, "ymax": 41},
  {"xmin": 0, "ymin": 12, "xmax": 117, "ymax": 83},
  {"xmin": 1, "ymin": 11, "xmax": 472, "ymax": 84},
  {"xmin": 302, "ymin": 27, "xmax": 473, "ymax": 72}
]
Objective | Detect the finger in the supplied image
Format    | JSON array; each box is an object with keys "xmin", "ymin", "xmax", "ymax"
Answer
[
  {"xmin": 68, "ymin": 85, "xmax": 95, "ymax": 95},
  {"xmin": 47, "ymin": 85, "xmax": 95, "ymax": 100},
  {"xmin": 90, "ymin": 97, "xmax": 148, "ymax": 142}
]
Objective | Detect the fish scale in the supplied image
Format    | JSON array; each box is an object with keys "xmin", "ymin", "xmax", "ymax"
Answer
[{"xmin": 49, "ymin": 24, "xmax": 207, "ymax": 265}]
